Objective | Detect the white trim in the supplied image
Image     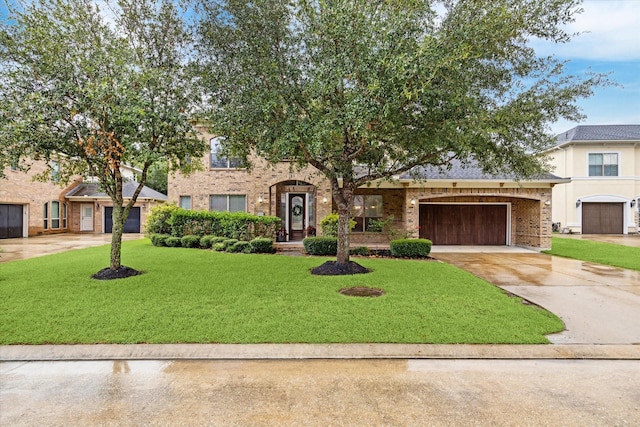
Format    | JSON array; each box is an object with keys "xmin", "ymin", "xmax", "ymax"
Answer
[
  {"xmin": 576, "ymin": 195, "xmax": 630, "ymax": 234},
  {"xmin": 419, "ymin": 202, "xmax": 511, "ymax": 246},
  {"xmin": 81, "ymin": 203, "xmax": 94, "ymax": 232}
]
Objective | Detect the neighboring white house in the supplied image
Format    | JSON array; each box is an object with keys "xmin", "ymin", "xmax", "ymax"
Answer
[{"xmin": 546, "ymin": 125, "xmax": 640, "ymax": 234}]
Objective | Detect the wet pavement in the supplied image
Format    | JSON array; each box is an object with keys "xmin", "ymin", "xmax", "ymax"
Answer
[
  {"xmin": 2, "ymin": 358, "xmax": 639, "ymax": 426},
  {"xmin": 434, "ymin": 252, "xmax": 640, "ymax": 344},
  {"xmin": 0, "ymin": 233, "xmax": 144, "ymax": 263}
]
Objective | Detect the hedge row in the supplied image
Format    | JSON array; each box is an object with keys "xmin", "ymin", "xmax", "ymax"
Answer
[
  {"xmin": 146, "ymin": 204, "xmax": 280, "ymax": 240},
  {"xmin": 150, "ymin": 234, "xmax": 275, "ymax": 254},
  {"xmin": 390, "ymin": 239, "xmax": 432, "ymax": 258},
  {"xmin": 302, "ymin": 237, "xmax": 432, "ymax": 258}
]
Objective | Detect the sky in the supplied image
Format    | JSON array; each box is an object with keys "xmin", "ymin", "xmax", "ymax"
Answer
[{"xmin": 2, "ymin": 0, "xmax": 639, "ymax": 136}]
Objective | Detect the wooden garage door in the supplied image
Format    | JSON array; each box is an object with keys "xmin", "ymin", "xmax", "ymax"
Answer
[
  {"xmin": 104, "ymin": 207, "xmax": 141, "ymax": 233},
  {"xmin": 419, "ymin": 204, "xmax": 507, "ymax": 245},
  {"xmin": 581, "ymin": 203, "xmax": 623, "ymax": 234},
  {"xmin": 0, "ymin": 204, "xmax": 23, "ymax": 239}
]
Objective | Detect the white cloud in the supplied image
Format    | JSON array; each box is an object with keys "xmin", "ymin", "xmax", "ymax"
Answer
[{"xmin": 534, "ymin": 0, "xmax": 640, "ymax": 61}]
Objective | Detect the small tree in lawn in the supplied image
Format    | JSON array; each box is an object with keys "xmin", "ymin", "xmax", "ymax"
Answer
[
  {"xmin": 0, "ymin": 0, "xmax": 206, "ymax": 278},
  {"xmin": 194, "ymin": 0, "xmax": 607, "ymax": 271}
]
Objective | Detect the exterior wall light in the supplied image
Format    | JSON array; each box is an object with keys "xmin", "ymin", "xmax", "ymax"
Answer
[
  {"xmin": 410, "ymin": 198, "xmax": 416, "ymax": 206},
  {"xmin": 631, "ymin": 199, "xmax": 637, "ymax": 208},
  {"xmin": 257, "ymin": 196, "xmax": 263, "ymax": 204},
  {"xmin": 544, "ymin": 200, "xmax": 551, "ymax": 206},
  {"xmin": 576, "ymin": 199, "xmax": 581, "ymax": 208},
  {"xmin": 322, "ymin": 197, "xmax": 328, "ymax": 204}
]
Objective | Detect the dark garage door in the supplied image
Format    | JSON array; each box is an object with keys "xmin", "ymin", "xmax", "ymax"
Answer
[
  {"xmin": 582, "ymin": 203, "xmax": 623, "ymax": 234},
  {"xmin": 419, "ymin": 204, "xmax": 507, "ymax": 245},
  {"xmin": 104, "ymin": 207, "xmax": 141, "ymax": 233},
  {"xmin": 0, "ymin": 204, "xmax": 24, "ymax": 239}
]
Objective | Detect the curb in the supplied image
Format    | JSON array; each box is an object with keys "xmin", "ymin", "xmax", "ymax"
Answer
[{"xmin": 2, "ymin": 344, "xmax": 639, "ymax": 361}]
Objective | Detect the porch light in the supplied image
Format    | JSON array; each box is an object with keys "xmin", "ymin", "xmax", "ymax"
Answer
[
  {"xmin": 410, "ymin": 198, "xmax": 416, "ymax": 206},
  {"xmin": 544, "ymin": 200, "xmax": 551, "ymax": 206},
  {"xmin": 322, "ymin": 197, "xmax": 328, "ymax": 204},
  {"xmin": 576, "ymin": 199, "xmax": 581, "ymax": 208},
  {"xmin": 631, "ymin": 199, "xmax": 637, "ymax": 208},
  {"xmin": 257, "ymin": 196, "xmax": 263, "ymax": 204}
]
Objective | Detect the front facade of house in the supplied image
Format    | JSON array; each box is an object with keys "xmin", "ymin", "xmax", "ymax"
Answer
[
  {"xmin": 1, "ymin": 159, "xmax": 166, "ymax": 239},
  {"xmin": 168, "ymin": 129, "xmax": 566, "ymax": 249},
  {"xmin": 546, "ymin": 125, "xmax": 640, "ymax": 234}
]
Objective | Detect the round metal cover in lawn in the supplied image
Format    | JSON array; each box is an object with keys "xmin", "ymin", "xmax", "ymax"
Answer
[{"xmin": 339, "ymin": 286, "xmax": 385, "ymax": 297}]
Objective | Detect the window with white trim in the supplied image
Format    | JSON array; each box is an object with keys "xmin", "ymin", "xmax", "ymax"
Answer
[
  {"xmin": 351, "ymin": 195, "xmax": 383, "ymax": 232},
  {"xmin": 588, "ymin": 153, "xmax": 618, "ymax": 176},
  {"xmin": 51, "ymin": 201, "xmax": 60, "ymax": 229},
  {"xmin": 179, "ymin": 196, "xmax": 192, "ymax": 210},
  {"xmin": 210, "ymin": 195, "xmax": 246, "ymax": 213},
  {"xmin": 43, "ymin": 203, "xmax": 49, "ymax": 230},
  {"xmin": 210, "ymin": 137, "xmax": 242, "ymax": 169}
]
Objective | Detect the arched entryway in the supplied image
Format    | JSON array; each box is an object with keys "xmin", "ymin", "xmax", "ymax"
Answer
[{"xmin": 272, "ymin": 180, "xmax": 317, "ymax": 241}]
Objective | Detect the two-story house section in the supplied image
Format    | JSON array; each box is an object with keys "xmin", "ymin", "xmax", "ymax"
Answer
[
  {"xmin": 546, "ymin": 125, "xmax": 640, "ymax": 234},
  {"xmin": 169, "ymin": 127, "xmax": 568, "ymax": 249}
]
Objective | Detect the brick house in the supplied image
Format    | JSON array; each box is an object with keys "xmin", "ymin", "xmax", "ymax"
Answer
[
  {"xmin": 544, "ymin": 125, "xmax": 640, "ymax": 234},
  {"xmin": 168, "ymin": 128, "xmax": 568, "ymax": 249},
  {"xmin": 1, "ymin": 159, "xmax": 166, "ymax": 239}
]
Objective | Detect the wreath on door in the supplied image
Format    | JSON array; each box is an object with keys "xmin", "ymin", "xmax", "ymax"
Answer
[{"xmin": 292, "ymin": 205, "xmax": 303, "ymax": 216}]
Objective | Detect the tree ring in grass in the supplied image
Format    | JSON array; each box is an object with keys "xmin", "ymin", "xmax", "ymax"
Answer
[{"xmin": 339, "ymin": 286, "xmax": 385, "ymax": 297}]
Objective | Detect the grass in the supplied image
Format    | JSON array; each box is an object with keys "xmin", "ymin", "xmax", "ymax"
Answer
[
  {"xmin": 0, "ymin": 239, "xmax": 563, "ymax": 344},
  {"xmin": 543, "ymin": 237, "xmax": 640, "ymax": 271}
]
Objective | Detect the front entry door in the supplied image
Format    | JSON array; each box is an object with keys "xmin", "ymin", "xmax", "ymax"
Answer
[
  {"xmin": 81, "ymin": 203, "xmax": 94, "ymax": 231},
  {"xmin": 288, "ymin": 194, "xmax": 306, "ymax": 241}
]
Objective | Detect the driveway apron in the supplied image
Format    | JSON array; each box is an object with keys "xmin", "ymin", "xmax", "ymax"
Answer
[{"xmin": 434, "ymin": 251, "xmax": 640, "ymax": 344}]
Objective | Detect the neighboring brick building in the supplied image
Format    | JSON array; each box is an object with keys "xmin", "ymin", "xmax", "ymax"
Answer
[
  {"xmin": 1, "ymin": 159, "xmax": 166, "ymax": 239},
  {"xmin": 169, "ymin": 128, "xmax": 567, "ymax": 249}
]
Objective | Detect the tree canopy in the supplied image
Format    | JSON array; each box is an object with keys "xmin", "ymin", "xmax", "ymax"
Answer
[
  {"xmin": 0, "ymin": 0, "xmax": 206, "ymax": 274},
  {"xmin": 194, "ymin": 0, "xmax": 607, "ymax": 264}
]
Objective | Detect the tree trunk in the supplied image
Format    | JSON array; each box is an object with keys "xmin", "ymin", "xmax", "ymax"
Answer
[
  {"xmin": 332, "ymin": 180, "xmax": 354, "ymax": 264},
  {"xmin": 110, "ymin": 203, "xmax": 124, "ymax": 270}
]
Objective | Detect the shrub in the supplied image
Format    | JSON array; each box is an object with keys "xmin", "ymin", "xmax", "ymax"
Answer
[
  {"xmin": 165, "ymin": 236, "xmax": 182, "ymax": 248},
  {"xmin": 350, "ymin": 246, "xmax": 370, "ymax": 256},
  {"xmin": 221, "ymin": 239, "xmax": 239, "ymax": 249},
  {"xmin": 319, "ymin": 213, "xmax": 356, "ymax": 237},
  {"xmin": 145, "ymin": 204, "xmax": 181, "ymax": 236},
  {"xmin": 227, "ymin": 241, "xmax": 251, "ymax": 253},
  {"xmin": 169, "ymin": 210, "xmax": 280, "ymax": 240},
  {"xmin": 303, "ymin": 237, "xmax": 338, "ymax": 256},
  {"xmin": 390, "ymin": 239, "xmax": 432, "ymax": 258},
  {"xmin": 181, "ymin": 235, "xmax": 201, "ymax": 248},
  {"xmin": 250, "ymin": 237, "xmax": 275, "ymax": 254},
  {"xmin": 150, "ymin": 234, "xmax": 171, "ymax": 247},
  {"xmin": 199, "ymin": 235, "xmax": 217, "ymax": 249},
  {"xmin": 212, "ymin": 243, "xmax": 226, "ymax": 252}
]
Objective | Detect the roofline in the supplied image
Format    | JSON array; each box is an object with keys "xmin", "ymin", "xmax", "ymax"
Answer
[{"xmin": 365, "ymin": 177, "xmax": 570, "ymax": 188}]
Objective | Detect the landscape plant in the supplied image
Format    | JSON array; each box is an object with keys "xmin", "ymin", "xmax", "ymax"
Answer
[{"xmin": 390, "ymin": 239, "xmax": 433, "ymax": 258}]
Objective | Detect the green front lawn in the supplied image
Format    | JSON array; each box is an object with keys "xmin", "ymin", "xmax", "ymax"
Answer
[
  {"xmin": 544, "ymin": 237, "xmax": 640, "ymax": 271},
  {"xmin": 0, "ymin": 239, "xmax": 563, "ymax": 344}
]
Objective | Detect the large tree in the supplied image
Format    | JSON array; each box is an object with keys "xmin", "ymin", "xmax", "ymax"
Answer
[
  {"xmin": 0, "ymin": 0, "xmax": 205, "ymax": 277},
  {"xmin": 195, "ymin": 0, "xmax": 606, "ymax": 267}
]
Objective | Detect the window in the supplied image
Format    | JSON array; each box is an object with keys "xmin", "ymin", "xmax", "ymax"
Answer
[
  {"xmin": 210, "ymin": 195, "xmax": 246, "ymax": 213},
  {"xmin": 43, "ymin": 203, "xmax": 49, "ymax": 230},
  {"xmin": 589, "ymin": 153, "xmax": 618, "ymax": 176},
  {"xmin": 51, "ymin": 201, "xmax": 60, "ymax": 229},
  {"xmin": 179, "ymin": 196, "xmax": 192, "ymax": 210},
  {"xmin": 351, "ymin": 195, "xmax": 383, "ymax": 232},
  {"xmin": 210, "ymin": 137, "xmax": 242, "ymax": 169},
  {"xmin": 63, "ymin": 203, "xmax": 68, "ymax": 228},
  {"xmin": 51, "ymin": 161, "xmax": 60, "ymax": 182}
]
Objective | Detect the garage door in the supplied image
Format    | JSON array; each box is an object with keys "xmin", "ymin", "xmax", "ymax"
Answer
[
  {"xmin": 0, "ymin": 204, "xmax": 24, "ymax": 239},
  {"xmin": 582, "ymin": 203, "xmax": 623, "ymax": 234},
  {"xmin": 419, "ymin": 204, "xmax": 507, "ymax": 245},
  {"xmin": 104, "ymin": 207, "xmax": 141, "ymax": 233}
]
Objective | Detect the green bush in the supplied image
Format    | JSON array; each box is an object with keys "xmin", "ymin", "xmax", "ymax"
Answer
[
  {"xmin": 350, "ymin": 246, "xmax": 370, "ymax": 256},
  {"xmin": 212, "ymin": 243, "xmax": 226, "ymax": 252},
  {"xmin": 169, "ymin": 210, "xmax": 280, "ymax": 240},
  {"xmin": 303, "ymin": 237, "xmax": 338, "ymax": 256},
  {"xmin": 165, "ymin": 236, "xmax": 182, "ymax": 248},
  {"xmin": 227, "ymin": 241, "xmax": 252, "ymax": 253},
  {"xmin": 221, "ymin": 239, "xmax": 239, "ymax": 249},
  {"xmin": 181, "ymin": 235, "xmax": 201, "ymax": 248},
  {"xmin": 199, "ymin": 235, "xmax": 217, "ymax": 249},
  {"xmin": 390, "ymin": 239, "xmax": 432, "ymax": 258},
  {"xmin": 145, "ymin": 204, "xmax": 181, "ymax": 236},
  {"xmin": 319, "ymin": 213, "xmax": 356, "ymax": 237},
  {"xmin": 150, "ymin": 234, "xmax": 171, "ymax": 247},
  {"xmin": 250, "ymin": 237, "xmax": 275, "ymax": 254}
]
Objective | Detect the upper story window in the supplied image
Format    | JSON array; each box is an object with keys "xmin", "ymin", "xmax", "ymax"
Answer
[
  {"xmin": 351, "ymin": 195, "xmax": 383, "ymax": 232},
  {"xmin": 51, "ymin": 160, "xmax": 60, "ymax": 182},
  {"xmin": 210, "ymin": 137, "xmax": 242, "ymax": 169},
  {"xmin": 588, "ymin": 153, "xmax": 618, "ymax": 176}
]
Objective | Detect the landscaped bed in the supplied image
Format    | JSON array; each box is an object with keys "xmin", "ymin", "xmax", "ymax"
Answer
[{"xmin": 0, "ymin": 239, "xmax": 563, "ymax": 344}]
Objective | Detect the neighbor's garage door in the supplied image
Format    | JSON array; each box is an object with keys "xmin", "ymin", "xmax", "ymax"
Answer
[
  {"xmin": 581, "ymin": 202, "xmax": 624, "ymax": 234},
  {"xmin": 104, "ymin": 207, "xmax": 141, "ymax": 233},
  {"xmin": 0, "ymin": 204, "xmax": 23, "ymax": 239},
  {"xmin": 420, "ymin": 204, "xmax": 507, "ymax": 245}
]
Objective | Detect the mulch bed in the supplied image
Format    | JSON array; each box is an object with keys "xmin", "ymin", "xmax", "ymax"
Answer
[
  {"xmin": 91, "ymin": 266, "xmax": 143, "ymax": 280},
  {"xmin": 311, "ymin": 261, "xmax": 371, "ymax": 276}
]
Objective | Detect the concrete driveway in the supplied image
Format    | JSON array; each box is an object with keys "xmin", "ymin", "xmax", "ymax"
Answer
[{"xmin": 434, "ymin": 250, "xmax": 640, "ymax": 344}]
